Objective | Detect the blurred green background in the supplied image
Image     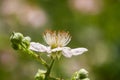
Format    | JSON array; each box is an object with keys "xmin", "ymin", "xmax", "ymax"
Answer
[{"xmin": 0, "ymin": 0, "xmax": 120, "ymax": 80}]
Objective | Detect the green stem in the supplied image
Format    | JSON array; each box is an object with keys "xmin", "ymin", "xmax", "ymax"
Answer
[
  {"xmin": 36, "ymin": 55, "xmax": 49, "ymax": 69},
  {"xmin": 24, "ymin": 49, "xmax": 49, "ymax": 68},
  {"xmin": 45, "ymin": 59, "xmax": 55, "ymax": 80}
]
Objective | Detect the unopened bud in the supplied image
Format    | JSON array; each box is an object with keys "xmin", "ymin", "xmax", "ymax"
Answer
[
  {"xmin": 78, "ymin": 69, "xmax": 88, "ymax": 79},
  {"xmin": 10, "ymin": 32, "xmax": 24, "ymax": 50},
  {"xmin": 10, "ymin": 32, "xmax": 31, "ymax": 50},
  {"xmin": 10, "ymin": 32, "xmax": 24, "ymax": 43},
  {"xmin": 72, "ymin": 69, "xmax": 90, "ymax": 80},
  {"xmin": 35, "ymin": 69, "xmax": 46, "ymax": 80},
  {"xmin": 22, "ymin": 36, "xmax": 31, "ymax": 48}
]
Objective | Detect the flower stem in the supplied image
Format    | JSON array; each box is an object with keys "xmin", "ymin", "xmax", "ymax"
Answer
[
  {"xmin": 37, "ymin": 55, "xmax": 49, "ymax": 69},
  {"xmin": 24, "ymin": 49, "xmax": 49, "ymax": 68},
  {"xmin": 45, "ymin": 59, "xmax": 55, "ymax": 80}
]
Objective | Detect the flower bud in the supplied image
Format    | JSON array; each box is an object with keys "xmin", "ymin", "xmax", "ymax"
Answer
[
  {"xmin": 10, "ymin": 32, "xmax": 31, "ymax": 50},
  {"xmin": 22, "ymin": 36, "xmax": 31, "ymax": 48},
  {"xmin": 35, "ymin": 69, "xmax": 46, "ymax": 80},
  {"xmin": 78, "ymin": 69, "xmax": 88, "ymax": 79},
  {"xmin": 72, "ymin": 69, "xmax": 89, "ymax": 80},
  {"xmin": 10, "ymin": 32, "xmax": 24, "ymax": 43},
  {"xmin": 10, "ymin": 32, "xmax": 24, "ymax": 50},
  {"xmin": 11, "ymin": 43, "xmax": 22, "ymax": 50}
]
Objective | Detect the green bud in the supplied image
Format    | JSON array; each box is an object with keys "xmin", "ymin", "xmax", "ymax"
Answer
[
  {"xmin": 72, "ymin": 69, "xmax": 89, "ymax": 80},
  {"xmin": 10, "ymin": 32, "xmax": 31, "ymax": 50},
  {"xmin": 35, "ymin": 69, "xmax": 46, "ymax": 80},
  {"xmin": 10, "ymin": 32, "xmax": 24, "ymax": 50},
  {"xmin": 10, "ymin": 32, "xmax": 24, "ymax": 43},
  {"xmin": 11, "ymin": 43, "xmax": 22, "ymax": 50},
  {"xmin": 22, "ymin": 36, "xmax": 31, "ymax": 48},
  {"xmin": 78, "ymin": 69, "xmax": 88, "ymax": 79}
]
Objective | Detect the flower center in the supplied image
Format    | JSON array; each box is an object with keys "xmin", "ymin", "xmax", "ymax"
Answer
[{"xmin": 43, "ymin": 30, "xmax": 71, "ymax": 48}]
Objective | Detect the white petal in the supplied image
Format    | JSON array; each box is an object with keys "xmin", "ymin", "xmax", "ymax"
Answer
[
  {"xmin": 62, "ymin": 47, "xmax": 72, "ymax": 58},
  {"xmin": 46, "ymin": 46, "xmax": 51, "ymax": 53},
  {"xmin": 71, "ymin": 48, "xmax": 88, "ymax": 56},
  {"xmin": 29, "ymin": 42, "xmax": 48, "ymax": 52},
  {"xmin": 51, "ymin": 47, "xmax": 62, "ymax": 52}
]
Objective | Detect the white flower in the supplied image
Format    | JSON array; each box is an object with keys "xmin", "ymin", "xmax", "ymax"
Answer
[{"xmin": 29, "ymin": 30, "xmax": 88, "ymax": 58}]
